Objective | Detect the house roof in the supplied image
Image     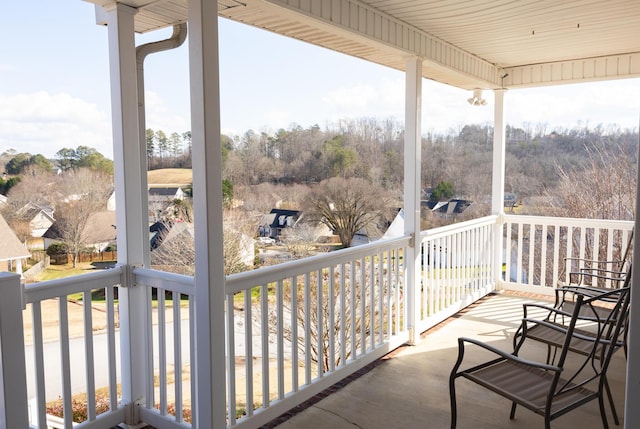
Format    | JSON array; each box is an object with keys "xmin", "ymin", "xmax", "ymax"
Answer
[
  {"xmin": 83, "ymin": 211, "xmax": 118, "ymax": 244},
  {"xmin": 149, "ymin": 187, "xmax": 182, "ymax": 196},
  {"xmin": 43, "ymin": 211, "xmax": 117, "ymax": 245},
  {"xmin": 17, "ymin": 203, "xmax": 55, "ymax": 223},
  {"xmin": 258, "ymin": 209, "xmax": 301, "ymax": 229},
  {"xmin": 88, "ymin": 0, "xmax": 640, "ymax": 90},
  {"xmin": 0, "ymin": 213, "xmax": 30, "ymax": 262}
]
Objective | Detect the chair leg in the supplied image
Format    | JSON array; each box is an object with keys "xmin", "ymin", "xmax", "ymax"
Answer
[
  {"xmin": 599, "ymin": 391, "xmax": 610, "ymax": 429},
  {"xmin": 449, "ymin": 376, "xmax": 457, "ymax": 429},
  {"xmin": 510, "ymin": 402, "xmax": 517, "ymax": 420},
  {"xmin": 604, "ymin": 376, "xmax": 619, "ymax": 425}
]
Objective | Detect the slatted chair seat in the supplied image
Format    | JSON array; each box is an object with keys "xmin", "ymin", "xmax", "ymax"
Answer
[
  {"xmin": 524, "ymin": 321, "xmax": 606, "ymax": 357},
  {"xmin": 459, "ymin": 350, "xmax": 599, "ymax": 417}
]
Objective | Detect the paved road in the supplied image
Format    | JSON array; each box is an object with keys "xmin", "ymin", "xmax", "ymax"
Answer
[
  {"xmin": 25, "ymin": 321, "xmax": 190, "ymax": 403},
  {"xmin": 24, "ymin": 308, "xmax": 290, "ymax": 403}
]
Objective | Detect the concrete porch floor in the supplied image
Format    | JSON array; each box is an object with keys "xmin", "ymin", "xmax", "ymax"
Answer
[{"xmin": 266, "ymin": 292, "xmax": 627, "ymax": 429}]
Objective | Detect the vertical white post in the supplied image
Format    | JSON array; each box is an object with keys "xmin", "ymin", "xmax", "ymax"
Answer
[
  {"xmin": 103, "ymin": 4, "xmax": 149, "ymax": 424},
  {"xmin": 0, "ymin": 273, "xmax": 29, "ymax": 429},
  {"xmin": 404, "ymin": 57, "xmax": 422, "ymax": 345},
  {"xmin": 491, "ymin": 89, "xmax": 507, "ymax": 288},
  {"xmin": 188, "ymin": 1, "xmax": 226, "ymax": 428},
  {"xmin": 624, "ymin": 129, "xmax": 640, "ymax": 428}
]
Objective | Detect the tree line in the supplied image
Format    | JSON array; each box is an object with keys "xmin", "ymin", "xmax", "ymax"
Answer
[
  {"xmin": 1, "ymin": 119, "xmax": 637, "ymax": 270},
  {"xmin": 144, "ymin": 119, "xmax": 637, "ymax": 206}
]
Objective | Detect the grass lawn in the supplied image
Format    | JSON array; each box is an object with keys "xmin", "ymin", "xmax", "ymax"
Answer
[
  {"xmin": 147, "ymin": 168, "xmax": 192, "ymax": 186},
  {"xmin": 34, "ymin": 262, "xmax": 103, "ymax": 282}
]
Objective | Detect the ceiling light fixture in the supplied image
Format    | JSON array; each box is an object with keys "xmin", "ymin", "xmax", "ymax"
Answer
[{"xmin": 467, "ymin": 88, "xmax": 488, "ymax": 106}]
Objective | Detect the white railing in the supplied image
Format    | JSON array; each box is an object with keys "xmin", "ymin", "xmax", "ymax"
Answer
[
  {"xmin": 133, "ymin": 267, "xmax": 195, "ymax": 429},
  {"xmin": 21, "ymin": 268, "xmax": 125, "ymax": 429},
  {"xmin": 2, "ymin": 214, "xmax": 634, "ymax": 429},
  {"xmin": 416, "ymin": 215, "xmax": 498, "ymax": 332},
  {"xmin": 224, "ymin": 236, "xmax": 409, "ymax": 428},
  {"xmin": 503, "ymin": 214, "xmax": 633, "ymax": 294}
]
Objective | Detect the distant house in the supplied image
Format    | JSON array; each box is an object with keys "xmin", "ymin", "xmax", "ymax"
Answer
[
  {"xmin": 0, "ymin": 212, "xmax": 31, "ymax": 275},
  {"xmin": 381, "ymin": 208, "xmax": 405, "ymax": 240},
  {"xmin": 43, "ymin": 211, "xmax": 117, "ymax": 253},
  {"xmin": 149, "ymin": 221, "xmax": 171, "ymax": 251},
  {"xmin": 439, "ymin": 199, "xmax": 472, "ymax": 215},
  {"xmin": 422, "ymin": 199, "xmax": 472, "ymax": 216},
  {"xmin": 148, "ymin": 187, "xmax": 186, "ymax": 222},
  {"xmin": 17, "ymin": 202, "xmax": 55, "ymax": 238},
  {"xmin": 107, "ymin": 191, "xmax": 116, "ymax": 211},
  {"xmin": 504, "ymin": 192, "xmax": 517, "ymax": 209},
  {"xmin": 257, "ymin": 209, "xmax": 301, "ymax": 240},
  {"xmin": 151, "ymin": 221, "xmax": 255, "ymax": 270},
  {"xmin": 148, "ymin": 187, "xmax": 184, "ymax": 204}
]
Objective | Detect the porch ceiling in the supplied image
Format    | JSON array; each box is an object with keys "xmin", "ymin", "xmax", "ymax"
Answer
[{"xmin": 87, "ymin": 0, "xmax": 640, "ymax": 89}]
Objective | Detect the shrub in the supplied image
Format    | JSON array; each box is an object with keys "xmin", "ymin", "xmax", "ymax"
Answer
[{"xmin": 46, "ymin": 242, "xmax": 69, "ymax": 256}]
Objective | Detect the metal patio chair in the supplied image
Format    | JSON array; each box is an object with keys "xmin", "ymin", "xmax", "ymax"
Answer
[
  {"xmin": 562, "ymin": 229, "xmax": 633, "ymax": 290},
  {"xmin": 512, "ymin": 270, "xmax": 631, "ymax": 425},
  {"xmin": 450, "ymin": 286, "xmax": 630, "ymax": 429}
]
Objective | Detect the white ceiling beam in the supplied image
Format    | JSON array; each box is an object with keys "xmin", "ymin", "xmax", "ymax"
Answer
[
  {"xmin": 503, "ymin": 52, "xmax": 640, "ymax": 88},
  {"xmin": 266, "ymin": 0, "xmax": 503, "ymax": 88}
]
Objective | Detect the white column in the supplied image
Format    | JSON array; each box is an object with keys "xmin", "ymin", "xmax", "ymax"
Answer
[
  {"xmin": 0, "ymin": 273, "xmax": 29, "ymax": 429},
  {"xmin": 188, "ymin": 1, "xmax": 226, "ymax": 428},
  {"xmin": 624, "ymin": 137, "xmax": 640, "ymax": 427},
  {"xmin": 404, "ymin": 57, "xmax": 422, "ymax": 345},
  {"xmin": 103, "ymin": 4, "xmax": 149, "ymax": 425},
  {"xmin": 491, "ymin": 89, "xmax": 507, "ymax": 288}
]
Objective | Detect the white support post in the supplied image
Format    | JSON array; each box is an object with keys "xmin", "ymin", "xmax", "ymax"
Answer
[
  {"xmin": 103, "ymin": 4, "xmax": 149, "ymax": 425},
  {"xmin": 188, "ymin": 1, "xmax": 226, "ymax": 428},
  {"xmin": 404, "ymin": 57, "xmax": 422, "ymax": 345},
  {"xmin": 491, "ymin": 89, "xmax": 507, "ymax": 288},
  {"xmin": 624, "ymin": 132, "xmax": 640, "ymax": 428},
  {"xmin": 0, "ymin": 273, "xmax": 29, "ymax": 429}
]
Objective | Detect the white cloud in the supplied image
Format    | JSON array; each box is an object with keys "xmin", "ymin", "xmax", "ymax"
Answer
[
  {"xmin": 144, "ymin": 91, "xmax": 190, "ymax": 134},
  {"xmin": 0, "ymin": 92, "xmax": 113, "ymax": 159},
  {"xmin": 321, "ymin": 79, "xmax": 405, "ymax": 122},
  {"xmin": 506, "ymin": 81, "xmax": 640, "ymax": 132}
]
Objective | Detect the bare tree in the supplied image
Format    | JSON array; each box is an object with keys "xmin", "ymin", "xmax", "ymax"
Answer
[
  {"xmin": 552, "ymin": 140, "xmax": 635, "ymax": 221},
  {"xmin": 280, "ymin": 222, "xmax": 325, "ymax": 259},
  {"xmin": 527, "ymin": 140, "xmax": 637, "ymax": 285},
  {"xmin": 4, "ymin": 170, "xmax": 57, "ymax": 212},
  {"xmin": 267, "ymin": 258, "xmax": 398, "ymax": 372},
  {"xmin": 52, "ymin": 169, "xmax": 113, "ymax": 267},
  {"xmin": 304, "ymin": 177, "xmax": 390, "ymax": 248},
  {"xmin": 151, "ymin": 210, "xmax": 254, "ymax": 275},
  {"xmin": 150, "ymin": 224, "xmax": 196, "ymax": 275}
]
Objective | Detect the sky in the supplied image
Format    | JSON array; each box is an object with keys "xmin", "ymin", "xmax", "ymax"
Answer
[{"xmin": 2, "ymin": 1, "xmax": 640, "ymax": 160}]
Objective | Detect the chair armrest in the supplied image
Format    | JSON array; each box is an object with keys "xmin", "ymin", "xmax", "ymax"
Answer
[
  {"xmin": 457, "ymin": 336, "xmax": 560, "ymax": 372},
  {"xmin": 522, "ymin": 302, "xmax": 573, "ymax": 319}
]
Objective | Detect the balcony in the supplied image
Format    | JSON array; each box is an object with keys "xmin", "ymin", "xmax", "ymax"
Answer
[
  {"xmin": 0, "ymin": 214, "xmax": 631, "ymax": 429},
  {"xmin": 5, "ymin": 2, "xmax": 639, "ymax": 428},
  {"xmin": 268, "ymin": 291, "xmax": 628, "ymax": 429}
]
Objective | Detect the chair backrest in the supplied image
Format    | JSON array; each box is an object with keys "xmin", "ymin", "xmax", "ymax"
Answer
[
  {"xmin": 564, "ymin": 227, "xmax": 633, "ymax": 288},
  {"xmin": 517, "ymin": 280, "xmax": 630, "ymax": 399},
  {"xmin": 555, "ymin": 285, "xmax": 630, "ymax": 395},
  {"xmin": 620, "ymin": 228, "xmax": 634, "ymax": 271}
]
